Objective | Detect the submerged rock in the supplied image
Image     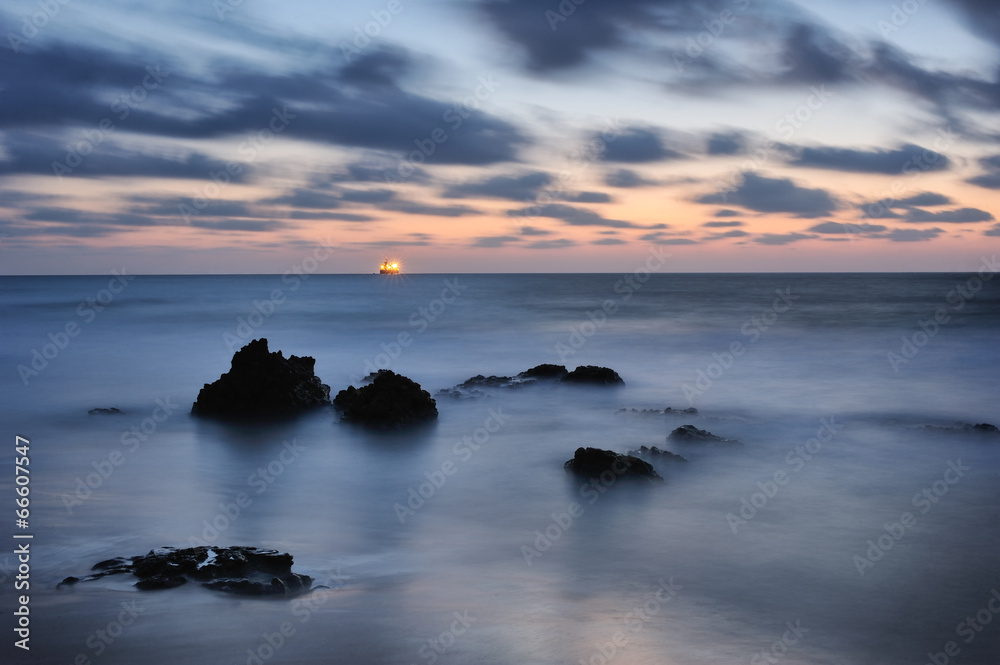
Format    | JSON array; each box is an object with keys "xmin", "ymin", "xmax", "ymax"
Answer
[
  {"xmin": 334, "ymin": 369, "xmax": 438, "ymax": 429},
  {"xmin": 668, "ymin": 425, "xmax": 740, "ymax": 445},
  {"xmin": 627, "ymin": 445, "xmax": 689, "ymax": 463},
  {"xmin": 561, "ymin": 366, "xmax": 624, "ymax": 385},
  {"xmin": 88, "ymin": 407, "xmax": 123, "ymax": 415},
  {"xmin": 58, "ymin": 546, "xmax": 313, "ymax": 596},
  {"xmin": 920, "ymin": 422, "xmax": 1000, "ymax": 436},
  {"xmin": 564, "ymin": 447, "xmax": 662, "ymax": 483},
  {"xmin": 191, "ymin": 338, "xmax": 331, "ymax": 418}
]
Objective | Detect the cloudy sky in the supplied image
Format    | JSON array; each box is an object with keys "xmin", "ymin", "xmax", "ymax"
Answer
[{"xmin": 2, "ymin": 0, "xmax": 999, "ymax": 273}]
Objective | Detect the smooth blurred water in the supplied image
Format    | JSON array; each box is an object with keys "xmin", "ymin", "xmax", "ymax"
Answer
[{"xmin": 1, "ymin": 273, "xmax": 998, "ymax": 665}]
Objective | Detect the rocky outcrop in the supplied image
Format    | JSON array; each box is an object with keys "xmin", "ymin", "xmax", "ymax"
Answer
[
  {"xmin": 334, "ymin": 369, "xmax": 438, "ymax": 428},
  {"xmin": 519, "ymin": 364, "xmax": 568, "ymax": 380},
  {"xmin": 627, "ymin": 445, "xmax": 688, "ymax": 463},
  {"xmin": 88, "ymin": 407, "xmax": 123, "ymax": 415},
  {"xmin": 668, "ymin": 425, "xmax": 740, "ymax": 445},
  {"xmin": 191, "ymin": 339, "xmax": 331, "ymax": 418},
  {"xmin": 564, "ymin": 447, "xmax": 662, "ymax": 483},
  {"xmin": 58, "ymin": 546, "xmax": 313, "ymax": 596},
  {"xmin": 561, "ymin": 366, "xmax": 624, "ymax": 385}
]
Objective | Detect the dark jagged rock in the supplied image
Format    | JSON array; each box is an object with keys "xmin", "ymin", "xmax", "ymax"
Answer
[
  {"xmin": 973, "ymin": 423, "xmax": 999, "ymax": 433},
  {"xmin": 517, "ymin": 364, "xmax": 568, "ymax": 380},
  {"xmin": 334, "ymin": 369, "xmax": 438, "ymax": 429},
  {"xmin": 664, "ymin": 407, "xmax": 698, "ymax": 415},
  {"xmin": 668, "ymin": 425, "xmax": 740, "ymax": 445},
  {"xmin": 920, "ymin": 422, "xmax": 999, "ymax": 435},
  {"xmin": 561, "ymin": 366, "xmax": 624, "ymax": 385},
  {"xmin": 627, "ymin": 445, "xmax": 689, "ymax": 463},
  {"xmin": 616, "ymin": 406, "xmax": 699, "ymax": 416},
  {"xmin": 59, "ymin": 546, "xmax": 313, "ymax": 597},
  {"xmin": 459, "ymin": 374, "xmax": 517, "ymax": 389},
  {"xmin": 191, "ymin": 339, "xmax": 331, "ymax": 418},
  {"xmin": 88, "ymin": 407, "xmax": 123, "ymax": 415},
  {"xmin": 564, "ymin": 447, "xmax": 662, "ymax": 483}
]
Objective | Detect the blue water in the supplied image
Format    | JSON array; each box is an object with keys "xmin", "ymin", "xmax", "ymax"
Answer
[{"xmin": 1, "ymin": 272, "xmax": 998, "ymax": 664}]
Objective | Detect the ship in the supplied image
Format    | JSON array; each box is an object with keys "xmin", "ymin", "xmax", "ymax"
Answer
[{"xmin": 379, "ymin": 258, "xmax": 400, "ymax": 274}]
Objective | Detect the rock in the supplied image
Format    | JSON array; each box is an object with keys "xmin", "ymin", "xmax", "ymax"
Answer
[
  {"xmin": 973, "ymin": 423, "xmax": 999, "ymax": 433},
  {"xmin": 517, "ymin": 364, "xmax": 568, "ymax": 380},
  {"xmin": 57, "ymin": 576, "xmax": 79, "ymax": 587},
  {"xmin": 59, "ymin": 546, "xmax": 314, "ymax": 597},
  {"xmin": 561, "ymin": 366, "xmax": 624, "ymax": 385},
  {"xmin": 627, "ymin": 445, "xmax": 688, "ymax": 463},
  {"xmin": 668, "ymin": 425, "xmax": 740, "ymax": 445},
  {"xmin": 88, "ymin": 407, "xmax": 123, "ymax": 415},
  {"xmin": 333, "ymin": 369, "xmax": 438, "ymax": 429},
  {"xmin": 921, "ymin": 422, "xmax": 1000, "ymax": 435},
  {"xmin": 564, "ymin": 447, "xmax": 662, "ymax": 483},
  {"xmin": 191, "ymin": 339, "xmax": 331, "ymax": 418},
  {"xmin": 664, "ymin": 407, "xmax": 698, "ymax": 415}
]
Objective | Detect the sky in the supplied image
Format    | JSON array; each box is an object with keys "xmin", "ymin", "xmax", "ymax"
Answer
[{"xmin": 1, "ymin": 0, "xmax": 999, "ymax": 274}]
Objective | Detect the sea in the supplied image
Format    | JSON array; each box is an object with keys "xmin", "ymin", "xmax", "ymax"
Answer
[{"xmin": 1, "ymin": 271, "xmax": 998, "ymax": 665}]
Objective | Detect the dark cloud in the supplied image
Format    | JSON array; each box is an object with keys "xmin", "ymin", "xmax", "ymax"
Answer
[
  {"xmin": 289, "ymin": 211, "xmax": 375, "ymax": 221},
  {"xmin": 189, "ymin": 219, "xmax": 283, "ymax": 232},
  {"xmin": 519, "ymin": 226, "xmax": 551, "ymax": 236},
  {"xmin": 442, "ymin": 172, "xmax": 551, "ymax": 200},
  {"xmin": 706, "ymin": 132, "xmax": 745, "ymax": 156},
  {"xmin": 942, "ymin": 1, "xmax": 1000, "ymax": 47},
  {"xmin": 702, "ymin": 220, "xmax": 743, "ymax": 228},
  {"xmin": 753, "ymin": 232, "xmax": 816, "ymax": 245},
  {"xmin": 507, "ymin": 203, "xmax": 646, "ymax": 229},
  {"xmin": 526, "ymin": 239, "xmax": 576, "ymax": 249},
  {"xmin": 886, "ymin": 227, "xmax": 944, "ymax": 242},
  {"xmin": 966, "ymin": 155, "xmax": 1000, "ymax": 189},
  {"xmin": 984, "ymin": 224, "xmax": 1000, "ymax": 237},
  {"xmin": 779, "ymin": 23, "xmax": 854, "ymax": 84},
  {"xmin": 562, "ymin": 191, "xmax": 613, "ymax": 203},
  {"xmin": 698, "ymin": 173, "xmax": 838, "ymax": 217},
  {"xmin": 264, "ymin": 190, "xmax": 341, "ymax": 209},
  {"xmin": 713, "ymin": 209, "xmax": 741, "ymax": 217},
  {"xmin": 895, "ymin": 192, "xmax": 952, "ymax": 207},
  {"xmin": 600, "ymin": 127, "xmax": 684, "ymax": 163},
  {"xmin": 904, "ymin": 208, "xmax": 994, "ymax": 223},
  {"xmin": 808, "ymin": 221, "xmax": 887, "ymax": 235},
  {"xmin": 340, "ymin": 188, "xmax": 396, "ymax": 203},
  {"xmin": 472, "ymin": 235, "xmax": 522, "ymax": 247},
  {"xmin": 383, "ymin": 201, "xmax": 482, "ymax": 217},
  {"xmin": 704, "ymin": 229, "xmax": 750, "ymax": 240},
  {"xmin": 330, "ymin": 162, "xmax": 430, "ymax": 184},
  {"xmin": 788, "ymin": 144, "xmax": 950, "ymax": 174},
  {"xmin": 339, "ymin": 47, "xmax": 411, "ymax": 87},
  {"xmin": 640, "ymin": 231, "xmax": 698, "ymax": 245},
  {"xmin": 592, "ymin": 237, "xmax": 627, "ymax": 245},
  {"xmin": 604, "ymin": 169, "xmax": 654, "ymax": 188}
]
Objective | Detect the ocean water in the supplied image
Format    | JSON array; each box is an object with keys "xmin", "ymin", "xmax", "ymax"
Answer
[{"xmin": 1, "ymin": 272, "xmax": 998, "ymax": 665}]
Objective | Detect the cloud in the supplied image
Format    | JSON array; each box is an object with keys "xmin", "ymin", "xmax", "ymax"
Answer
[
  {"xmin": 984, "ymin": 224, "xmax": 1000, "ymax": 237},
  {"xmin": 600, "ymin": 127, "xmax": 684, "ymax": 163},
  {"xmin": 640, "ymin": 231, "xmax": 698, "ymax": 245},
  {"xmin": 753, "ymin": 232, "xmax": 817, "ymax": 245},
  {"xmin": 703, "ymin": 229, "xmax": 750, "ymax": 240},
  {"xmin": 702, "ymin": 220, "xmax": 743, "ymax": 228},
  {"xmin": 788, "ymin": 143, "xmax": 950, "ymax": 174},
  {"xmin": 604, "ymin": 169, "xmax": 655, "ymax": 188},
  {"xmin": 592, "ymin": 237, "xmax": 627, "ymax": 245},
  {"xmin": 885, "ymin": 227, "xmax": 944, "ymax": 242},
  {"xmin": 808, "ymin": 221, "xmax": 887, "ymax": 235},
  {"xmin": 264, "ymin": 189, "xmax": 341, "ymax": 209},
  {"xmin": 967, "ymin": 155, "xmax": 1000, "ymax": 189},
  {"xmin": 289, "ymin": 211, "xmax": 375, "ymax": 221},
  {"xmin": 903, "ymin": 208, "xmax": 994, "ymax": 223},
  {"xmin": 526, "ymin": 238, "xmax": 576, "ymax": 249},
  {"xmin": 442, "ymin": 171, "xmax": 551, "ymax": 200},
  {"xmin": 706, "ymin": 132, "xmax": 746, "ymax": 155},
  {"xmin": 471, "ymin": 235, "xmax": 522, "ymax": 247},
  {"xmin": 340, "ymin": 188, "xmax": 396, "ymax": 203},
  {"xmin": 189, "ymin": 219, "xmax": 283, "ymax": 232},
  {"xmin": 713, "ymin": 209, "xmax": 742, "ymax": 217},
  {"xmin": 895, "ymin": 192, "xmax": 952, "ymax": 207},
  {"xmin": 383, "ymin": 201, "xmax": 482, "ymax": 217},
  {"xmin": 519, "ymin": 226, "xmax": 551, "ymax": 236},
  {"xmin": 506, "ymin": 203, "xmax": 646, "ymax": 229},
  {"xmin": 698, "ymin": 173, "xmax": 838, "ymax": 217},
  {"xmin": 562, "ymin": 191, "xmax": 613, "ymax": 203}
]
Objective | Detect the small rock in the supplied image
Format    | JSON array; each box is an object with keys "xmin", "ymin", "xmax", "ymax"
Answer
[
  {"xmin": 628, "ymin": 445, "xmax": 688, "ymax": 463},
  {"xmin": 88, "ymin": 407, "xmax": 123, "ymax": 415},
  {"xmin": 517, "ymin": 364, "xmax": 568, "ymax": 380},
  {"xmin": 564, "ymin": 447, "xmax": 662, "ymax": 483},
  {"xmin": 334, "ymin": 370, "xmax": 438, "ymax": 429},
  {"xmin": 668, "ymin": 425, "xmax": 740, "ymax": 444}
]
